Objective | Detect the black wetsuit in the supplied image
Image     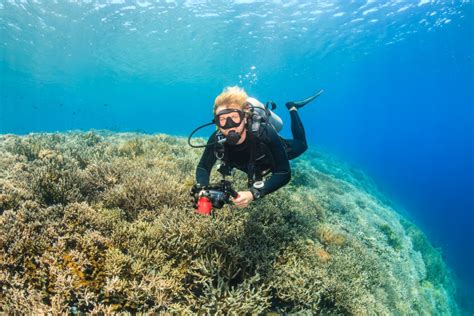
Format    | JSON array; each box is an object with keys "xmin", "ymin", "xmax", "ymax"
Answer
[{"xmin": 196, "ymin": 110, "xmax": 308, "ymax": 197}]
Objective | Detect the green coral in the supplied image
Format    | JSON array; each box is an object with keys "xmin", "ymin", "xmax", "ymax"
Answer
[
  {"xmin": 379, "ymin": 223, "xmax": 403, "ymax": 251},
  {"xmin": 0, "ymin": 131, "xmax": 461, "ymax": 314}
]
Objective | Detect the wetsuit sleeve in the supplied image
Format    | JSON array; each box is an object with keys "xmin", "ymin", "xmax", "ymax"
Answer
[
  {"xmin": 258, "ymin": 126, "xmax": 291, "ymax": 197},
  {"xmin": 195, "ymin": 131, "xmax": 218, "ymax": 187}
]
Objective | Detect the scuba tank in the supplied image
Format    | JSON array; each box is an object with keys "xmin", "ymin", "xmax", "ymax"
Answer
[{"xmin": 245, "ymin": 97, "xmax": 283, "ymax": 134}]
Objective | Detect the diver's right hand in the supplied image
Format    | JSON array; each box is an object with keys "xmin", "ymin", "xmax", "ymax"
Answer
[
  {"xmin": 190, "ymin": 183, "xmax": 206, "ymax": 196},
  {"xmin": 190, "ymin": 183, "xmax": 206, "ymax": 208}
]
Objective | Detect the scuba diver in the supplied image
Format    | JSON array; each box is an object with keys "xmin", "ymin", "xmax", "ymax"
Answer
[{"xmin": 188, "ymin": 86, "xmax": 323, "ymax": 211}]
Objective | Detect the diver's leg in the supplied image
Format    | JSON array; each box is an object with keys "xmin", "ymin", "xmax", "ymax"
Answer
[
  {"xmin": 290, "ymin": 109, "xmax": 306, "ymax": 144},
  {"xmin": 285, "ymin": 109, "xmax": 308, "ymax": 160}
]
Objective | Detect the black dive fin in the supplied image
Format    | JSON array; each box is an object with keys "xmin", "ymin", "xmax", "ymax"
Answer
[{"xmin": 286, "ymin": 89, "xmax": 324, "ymax": 110}]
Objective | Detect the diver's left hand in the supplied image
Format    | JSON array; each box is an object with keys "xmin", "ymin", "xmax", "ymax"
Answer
[{"xmin": 232, "ymin": 191, "xmax": 254, "ymax": 208}]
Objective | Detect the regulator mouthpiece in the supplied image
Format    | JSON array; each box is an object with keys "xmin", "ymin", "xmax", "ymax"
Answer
[{"xmin": 226, "ymin": 130, "xmax": 241, "ymax": 145}]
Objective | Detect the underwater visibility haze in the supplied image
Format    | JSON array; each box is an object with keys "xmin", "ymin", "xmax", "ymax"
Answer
[{"xmin": 0, "ymin": 0, "xmax": 473, "ymax": 314}]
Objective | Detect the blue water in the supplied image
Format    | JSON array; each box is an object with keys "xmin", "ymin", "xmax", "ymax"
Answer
[{"xmin": 1, "ymin": 0, "xmax": 473, "ymax": 311}]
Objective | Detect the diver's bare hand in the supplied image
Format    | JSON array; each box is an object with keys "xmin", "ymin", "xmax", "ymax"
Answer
[{"xmin": 232, "ymin": 191, "xmax": 254, "ymax": 208}]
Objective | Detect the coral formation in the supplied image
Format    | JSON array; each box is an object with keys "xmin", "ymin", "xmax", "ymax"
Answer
[{"xmin": 0, "ymin": 131, "xmax": 460, "ymax": 314}]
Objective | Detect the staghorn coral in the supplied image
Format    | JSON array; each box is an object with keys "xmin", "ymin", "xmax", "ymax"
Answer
[
  {"xmin": 0, "ymin": 131, "xmax": 460, "ymax": 314},
  {"xmin": 316, "ymin": 223, "xmax": 346, "ymax": 246}
]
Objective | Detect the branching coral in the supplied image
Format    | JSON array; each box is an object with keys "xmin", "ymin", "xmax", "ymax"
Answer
[{"xmin": 0, "ymin": 131, "xmax": 460, "ymax": 314}]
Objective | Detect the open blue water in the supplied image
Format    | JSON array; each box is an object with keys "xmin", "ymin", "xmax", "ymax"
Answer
[{"xmin": 1, "ymin": 0, "xmax": 473, "ymax": 312}]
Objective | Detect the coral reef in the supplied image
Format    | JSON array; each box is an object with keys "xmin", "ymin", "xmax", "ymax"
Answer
[{"xmin": 0, "ymin": 131, "xmax": 460, "ymax": 314}]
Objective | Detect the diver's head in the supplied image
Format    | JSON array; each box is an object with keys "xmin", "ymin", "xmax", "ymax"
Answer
[
  {"xmin": 214, "ymin": 106, "xmax": 247, "ymax": 144},
  {"xmin": 213, "ymin": 86, "xmax": 250, "ymax": 145},
  {"xmin": 213, "ymin": 86, "xmax": 249, "ymax": 115}
]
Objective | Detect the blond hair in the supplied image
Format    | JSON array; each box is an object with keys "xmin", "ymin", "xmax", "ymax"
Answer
[{"xmin": 213, "ymin": 86, "xmax": 249, "ymax": 115}]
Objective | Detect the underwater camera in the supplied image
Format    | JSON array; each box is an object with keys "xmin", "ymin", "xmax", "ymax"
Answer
[{"xmin": 190, "ymin": 180, "xmax": 239, "ymax": 215}]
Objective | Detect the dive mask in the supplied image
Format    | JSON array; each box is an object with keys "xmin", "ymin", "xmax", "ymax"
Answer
[{"xmin": 214, "ymin": 109, "xmax": 245, "ymax": 129}]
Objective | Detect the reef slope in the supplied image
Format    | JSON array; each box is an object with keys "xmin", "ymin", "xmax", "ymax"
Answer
[{"xmin": 0, "ymin": 131, "xmax": 459, "ymax": 314}]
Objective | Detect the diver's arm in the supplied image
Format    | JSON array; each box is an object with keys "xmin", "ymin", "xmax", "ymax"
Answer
[
  {"xmin": 195, "ymin": 131, "xmax": 218, "ymax": 187},
  {"xmin": 257, "ymin": 127, "xmax": 291, "ymax": 197}
]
